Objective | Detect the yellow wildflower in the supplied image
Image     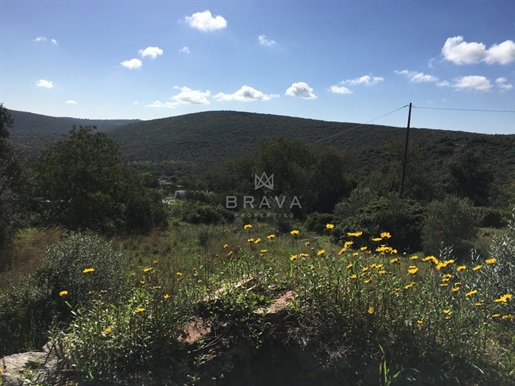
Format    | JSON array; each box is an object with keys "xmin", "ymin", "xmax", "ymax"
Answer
[
  {"xmin": 404, "ymin": 282, "xmax": 415, "ymax": 289},
  {"xmin": 492, "ymin": 313, "xmax": 501, "ymax": 318},
  {"xmin": 227, "ymin": 251, "xmax": 233, "ymax": 256},
  {"xmin": 443, "ymin": 309, "xmax": 451, "ymax": 314},
  {"xmin": 349, "ymin": 274, "xmax": 357, "ymax": 279},
  {"xmin": 409, "ymin": 255, "xmax": 418, "ymax": 260},
  {"xmin": 364, "ymin": 278, "xmax": 372, "ymax": 284},
  {"xmin": 472, "ymin": 265, "xmax": 482, "ymax": 271},
  {"xmin": 502, "ymin": 314, "xmax": 514, "ymax": 320},
  {"xmin": 352, "ymin": 252, "xmax": 359, "ymax": 257},
  {"xmin": 254, "ymin": 238, "xmax": 261, "ymax": 244},
  {"xmin": 139, "ymin": 280, "xmax": 145, "ymax": 285},
  {"xmin": 451, "ymin": 287, "xmax": 460, "ymax": 292},
  {"xmin": 457, "ymin": 265, "xmax": 466, "ymax": 272},
  {"xmin": 465, "ymin": 290, "xmax": 478, "ymax": 297},
  {"xmin": 347, "ymin": 231, "xmax": 363, "ymax": 237},
  {"xmin": 104, "ymin": 327, "xmax": 112, "ymax": 335},
  {"xmin": 223, "ymin": 244, "xmax": 229, "ymax": 248},
  {"xmin": 317, "ymin": 249, "xmax": 325, "ymax": 256},
  {"xmin": 176, "ymin": 272, "xmax": 183, "ymax": 277},
  {"xmin": 378, "ymin": 270, "xmax": 387, "ymax": 274},
  {"xmin": 326, "ymin": 223, "xmax": 335, "ymax": 229},
  {"xmin": 261, "ymin": 249, "xmax": 268, "ymax": 254},
  {"xmin": 338, "ymin": 247, "xmax": 347, "ymax": 255},
  {"xmin": 247, "ymin": 238, "xmax": 254, "ymax": 243},
  {"xmin": 368, "ymin": 306, "xmax": 374, "ymax": 314},
  {"xmin": 362, "ymin": 267, "xmax": 369, "ymax": 272},
  {"xmin": 372, "ymin": 237, "xmax": 382, "ymax": 242},
  {"xmin": 344, "ymin": 241, "xmax": 354, "ymax": 247},
  {"xmin": 390, "ymin": 257, "xmax": 400, "ymax": 264},
  {"xmin": 164, "ymin": 294, "xmax": 171, "ymax": 300},
  {"xmin": 417, "ymin": 320, "xmax": 423, "ymax": 326},
  {"xmin": 485, "ymin": 258, "xmax": 496, "ymax": 265},
  {"xmin": 59, "ymin": 290, "xmax": 68, "ymax": 297},
  {"xmin": 299, "ymin": 253, "xmax": 309, "ymax": 257},
  {"xmin": 380, "ymin": 232, "xmax": 391, "ymax": 239},
  {"xmin": 360, "ymin": 246, "xmax": 367, "ymax": 251},
  {"xmin": 407, "ymin": 266, "xmax": 418, "ymax": 275},
  {"xmin": 83, "ymin": 268, "xmax": 95, "ymax": 274},
  {"xmin": 143, "ymin": 267, "xmax": 153, "ymax": 273},
  {"xmin": 346, "ymin": 263, "xmax": 353, "ymax": 269},
  {"xmin": 290, "ymin": 230, "xmax": 300, "ymax": 236},
  {"xmin": 153, "ymin": 285, "xmax": 162, "ymax": 289},
  {"xmin": 267, "ymin": 234, "xmax": 275, "ymax": 240},
  {"xmin": 290, "ymin": 255, "xmax": 298, "ymax": 262},
  {"xmin": 244, "ymin": 224, "xmax": 252, "ymax": 230},
  {"xmin": 135, "ymin": 307, "xmax": 145, "ymax": 313}
]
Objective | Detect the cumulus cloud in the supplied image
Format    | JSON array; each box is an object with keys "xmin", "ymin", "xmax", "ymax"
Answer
[
  {"xmin": 65, "ymin": 100, "xmax": 76, "ymax": 104},
  {"xmin": 185, "ymin": 10, "xmax": 227, "ymax": 32},
  {"xmin": 285, "ymin": 82, "xmax": 317, "ymax": 99},
  {"xmin": 395, "ymin": 70, "xmax": 438, "ymax": 83},
  {"xmin": 258, "ymin": 35, "xmax": 276, "ymax": 46},
  {"xmin": 121, "ymin": 58, "xmax": 142, "ymax": 69},
  {"xmin": 452, "ymin": 75, "xmax": 491, "ymax": 92},
  {"xmin": 36, "ymin": 79, "xmax": 54, "ymax": 88},
  {"xmin": 436, "ymin": 80, "xmax": 450, "ymax": 87},
  {"xmin": 442, "ymin": 36, "xmax": 515, "ymax": 65},
  {"xmin": 330, "ymin": 85, "xmax": 352, "ymax": 94},
  {"xmin": 496, "ymin": 77, "xmax": 513, "ymax": 91},
  {"xmin": 51, "ymin": 39, "xmax": 58, "ymax": 45},
  {"xmin": 215, "ymin": 85, "xmax": 278, "ymax": 102},
  {"xmin": 138, "ymin": 46, "xmax": 163, "ymax": 59},
  {"xmin": 147, "ymin": 87, "xmax": 211, "ymax": 108},
  {"xmin": 179, "ymin": 46, "xmax": 190, "ymax": 54}
]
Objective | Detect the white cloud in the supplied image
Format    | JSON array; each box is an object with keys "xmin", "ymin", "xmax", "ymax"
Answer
[
  {"xmin": 452, "ymin": 75, "xmax": 491, "ymax": 92},
  {"xmin": 442, "ymin": 36, "xmax": 515, "ymax": 65},
  {"xmin": 36, "ymin": 79, "xmax": 54, "ymax": 88},
  {"xmin": 185, "ymin": 10, "xmax": 227, "ymax": 32},
  {"xmin": 179, "ymin": 46, "xmax": 190, "ymax": 54},
  {"xmin": 258, "ymin": 35, "xmax": 276, "ymax": 46},
  {"xmin": 147, "ymin": 87, "xmax": 211, "ymax": 108},
  {"xmin": 330, "ymin": 85, "xmax": 352, "ymax": 94},
  {"xmin": 215, "ymin": 85, "xmax": 278, "ymax": 102},
  {"xmin": 341, "ymin": 75, "xmax": 384, "ymax": 86},
  {"xmin": 133, "ymin": 101, "xmax": 140, "ymax": 105},
  {"xmin": 285, "ymin": 82, "xmax": 317, "ymax": 99},
  {"xmin": 33, "ymin": 36, "xmax": 58, "ymax": 45},
  {"xmin": 138, "ymin": 46, "xmax": 163, "ymax": 59},
  {"xmin": 65, "ymin": 100, "xmax": 76, "ymax": 104},
  {"xmin": 496, "ymin": 77, "xmax": 513, "ymax": 91},
  {"xmin": 436, "ymin": 80, "xmax": 450, "ymax": 87},
  {"xmin": 395, "ymin": 70, "xmax": 438, "ymax": 83},
  {"xmin": 121, "ymin": 58, "xmax": 142, "ymax": 69}
]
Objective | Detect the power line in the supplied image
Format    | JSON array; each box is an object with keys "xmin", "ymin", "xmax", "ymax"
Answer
[
  {"xmin": 313, "ymin": 104, "xmax": 408, "ymax": 144},
  {"xmin": 413, "ymin": 106, "xmax": 515, "ymax": 113}
]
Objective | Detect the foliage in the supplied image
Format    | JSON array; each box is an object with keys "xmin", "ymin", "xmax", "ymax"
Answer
[
  {"xmin": 179, "ymin": 201, "xmax": 235, "ymax": 225},
  {"xmin": 34, "ymin": 126, "xmax": 167, "ymax": 234},
  {"xmin": 334, "ymin": 190, "xmax": 424, "ymax": 253},
  {"xmin": 421, "ymin": 195, "xmax": 480, "ymax": 259},
  {"xmin": 305, "ymin": 212, "xmax": 339, "ymax": 235},
  {"xmin": 0, "ymin": 105, "xmax": 32, "ymax": 258},
  {"xmin": 0, "ymin": 232, "xmax": 128, "ymax": 356}
]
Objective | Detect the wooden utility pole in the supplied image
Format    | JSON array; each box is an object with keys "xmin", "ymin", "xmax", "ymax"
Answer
[{"xmin": 399, "ymin": 102, "xmax": 412, "ymax": 198}]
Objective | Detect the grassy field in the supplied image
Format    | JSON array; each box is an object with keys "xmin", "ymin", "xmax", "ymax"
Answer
[{"xmin": 1, "ymin": 219, "xmax": 514, "ymax": 385}]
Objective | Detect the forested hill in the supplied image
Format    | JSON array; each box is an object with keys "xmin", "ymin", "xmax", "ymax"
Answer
[
  {"xmin": 8, "ymin": 109, "xmax": 139, "ymax": 157},
  {"xmin": 7, "ymin": 109, "xmax": 515, "ymax": 186},
  {"xmin": 105, "ymin": 110, "xmax": 515, "ymax": 176}
]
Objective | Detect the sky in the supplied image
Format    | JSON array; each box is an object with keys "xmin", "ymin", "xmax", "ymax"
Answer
[{"xmin": 1, "ymin": 0, "xmax": 515, "ymax": 134}]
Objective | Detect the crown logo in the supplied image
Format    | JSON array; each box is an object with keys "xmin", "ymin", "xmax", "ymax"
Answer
[{"xmin": 255, "ymin": 172, "xmax": 274, "ymax": 190}]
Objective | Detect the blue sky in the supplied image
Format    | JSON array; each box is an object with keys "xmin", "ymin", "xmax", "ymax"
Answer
[{"xmin": 1, "ymin": 0, "xmax": 514, "ymax": 134}]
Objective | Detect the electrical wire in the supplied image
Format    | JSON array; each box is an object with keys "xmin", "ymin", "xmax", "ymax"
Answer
[{"xmin": 313, "ymin": 104, "xmax": 409, "ymax": 144}]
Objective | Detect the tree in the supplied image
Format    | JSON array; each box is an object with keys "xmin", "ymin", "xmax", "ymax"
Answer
[
  {"xmin": 0, "ymin": 103, "xmax": 14, "ymax": 139},
  {"xmin": 0, "ymin": 105, "xmax": 31, "ymax": 260},
  {"xmin": 35, "ymin": 126, "xmax": 167, "ymax": 234}
]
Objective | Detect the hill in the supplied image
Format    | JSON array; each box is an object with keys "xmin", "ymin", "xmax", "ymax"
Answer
[
  {"xmin": 7, "ymin": 109, "xmax": 515, "ymax": 189},
  {"xmin": 8, "ymin": 109, "xmax": 139, "ymax": 158},
  {"xmin": 104, "ymin": 110, "xmax": 515, "ymax": 183}
]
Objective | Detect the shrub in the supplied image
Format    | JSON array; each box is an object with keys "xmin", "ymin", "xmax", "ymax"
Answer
[
  {"xmin": 422, "ymin": 195, "xmax": 480, "ymax": 259},
  {"xmin": 305, "ymin": 213, "xmax": 339, "ymax": 235},
  {"xmin": 181, "ymin": 202, "xmax": 235, "ymax": 225},
  {"xmin": 0, "ymin": 232, "xmax": 128, "ymax": 356}
]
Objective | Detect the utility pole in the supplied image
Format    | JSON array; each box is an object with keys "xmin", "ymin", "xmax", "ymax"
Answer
[{"xmin": 399, "ymin": 102, "xmax": 412, "ymax": 198}]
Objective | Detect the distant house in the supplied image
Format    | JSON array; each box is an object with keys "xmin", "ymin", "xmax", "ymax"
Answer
[
  {"xmin": 175, "ymin": 189, "xmax": 188, "ymax": 198},
  {"xmin": 158, "ymin": 177, "xmax": 173, "ymax": 186}
]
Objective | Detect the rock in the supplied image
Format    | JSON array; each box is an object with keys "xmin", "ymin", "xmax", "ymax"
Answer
[{"xmin": 0, "ymin": 350, "xmax": 59, "ymax": 386}]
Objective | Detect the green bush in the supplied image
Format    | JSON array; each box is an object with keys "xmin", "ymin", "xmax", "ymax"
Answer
[
  {"xmin": 476, "ymin": 206, "xmax": 507, "ymax": 228},
  {"xmin": 333, "ymin": 192, "xmax": 424, "ymax": 253},
  {"xmin": 0, "ymin": 232, "xmax": 128, "ymax": 356},
  {"xmin": 305, "ymin": 213, "xmax": 339, "ymax": 235},
  {"xmin": 181, "ymin": 202, "xmax": 235, "ymax": 225},
  {"xmin": 421, "ymin": 195, "xmax": 481, "ymax": 259}
]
